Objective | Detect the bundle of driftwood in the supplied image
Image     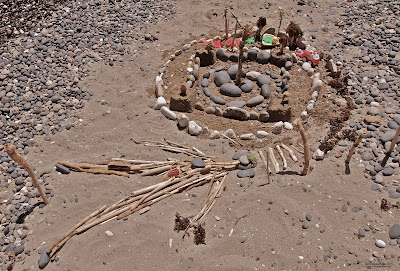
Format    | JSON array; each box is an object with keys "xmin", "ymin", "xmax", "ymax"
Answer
[{"xmin": 44, "ymin": 139, "xmax": 238, "ymax": 265}]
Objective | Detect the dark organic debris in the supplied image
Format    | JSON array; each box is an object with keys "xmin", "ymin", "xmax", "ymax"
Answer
[
  {"xmin": 193, "ymin": 223, "xmax": 206, "ymax": 245},
  {"xmin": 174, "ymin": 212, "xmax": 190, "ymax": 232},
  {"xmin": 381, "ymin": 198, "xmax": 400, "ymax": 212}
]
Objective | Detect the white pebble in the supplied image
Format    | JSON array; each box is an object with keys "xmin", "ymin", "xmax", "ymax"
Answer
[
  {"xmin": 154, "ymin": 97, "xmax": 166, "ymax": 110},
  {"xmin": 240, "ymin": 133, "xmax": 256, "ymax": 140},
  {"xmin": 256, "ymin": 131, "xmax": 269, "ymax": 138},
  {"xmin": 188, "ymin": 121, "xmax": 202, "ymax": 136},
  {"xmin": 301, "ymin": 111, "xmax": 308, "ymax": 120},
  {"xmin": 272, "ymin": 121, "xmax": 283, "ymax": 134},
  {"xmin": 224, "ymin": 128, "xmax": 236, "ymax": 139},
  {"xmin": 105, "ymin": 230, "xmax": 113, "ymax": 237},
  {"xmin": 375, "ymin": 239, "xmax": 386, "ymax": 248},
  {"xmin": 160, "ymin": 106, "xmax": 177, "ymax": 120},
  {"xmin": 177, "ymin": 113, "xmax": 189, "ymax": 128},
  {"xmin": 209, "ymin": 130, "xmax": 220, "ymax": 139},
  {"xmin": 283, "ymin": 122, "xmax": 293, "ymax": 130}
]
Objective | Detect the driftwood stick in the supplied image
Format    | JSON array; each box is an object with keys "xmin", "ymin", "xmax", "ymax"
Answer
[
  {"xmin": 221, "ymin": 133, "xmax": 241, "ymax": 146},
  {"xmin": 268, "ymin": 147, "xmax": 280, "ymax": 174},
  {"xmin": 5, "ymin": 143, "xmax": 49, "ymax": 205},
  {"xmin": 387, "ymin": 126, "xmax": 400, "ymax": 155},
  {"xmin": 258, "ymin": 150, "xmax": 271, "ymax": 183},
  {"xmin": 48, "ymin": 205, "xmax": 107, "ymax": 257},
  {"xmin": 141, "ymin": 165, "xmax": 175, "ymax": 176},
  {"xmin": 111, "ymin": 158, "xmax": 166, "ymax": 164},
  {"xmin": 276, "ymin": 145, "xmax": 287, "ymax": 170},
  {"xmin": 345, "ymin": 132, "xmax": 366, "ymax": 164},
  {"xmin": 294, "ymin": 119, "xmax": 310, "ymax": 176},
  {"xmin": 281, "ymin": 144, "xmax": 298, "ymax": 162},
  {"xmin": 58, "ymin": 161, "xmax": 129, "ymax": 177}
]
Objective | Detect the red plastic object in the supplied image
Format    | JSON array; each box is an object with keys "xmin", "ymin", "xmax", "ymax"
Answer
[
  {"xmin": 167, "ymin": 168, "xmax": 181, "ymax": 177},
  {"xmin": 225, "ymin": 38, "xmax": 240, "ymax": 48},
  {"xmin": 295, "ymin": 49, "xmax": 320, "ymax": 66},
  {"xmin": 201, "ymin": 39, "xmax": 224, "ymax": 48}
]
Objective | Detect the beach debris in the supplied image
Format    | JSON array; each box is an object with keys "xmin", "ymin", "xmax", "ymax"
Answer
[
  {"xmin": 5, "ymin": 143, "xmax": 50, "ymax": 205},
  {"xmin": 268, "ymin": 147, "xmax": 280, "ymax": 174},
  {"xmin": 294, "ymin": 118, "xmax": 310, "ymax": 175},
  {"xmin": 345, "ymin": 132, "xmax": 366, "ymax": 164}
]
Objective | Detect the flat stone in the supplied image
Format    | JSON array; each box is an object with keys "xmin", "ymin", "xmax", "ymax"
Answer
[
  {"xmin": 368, "ymin": 107, "xmax": 380, "ymax": 116},
  {"xmin": 239, "ymin": 155, "xmax": 250, "ymax": 166},
  {"xmin": 389, "ymin": 224, "xmax": 400, "ymax": 239},
  {"xmin": 256, "ymin": 131, "xmax": 268, "ymax": 138},
  {"xmin": 210, "ymin": 95, "xmax": 226, "ymax": 105},
  {"xmin": 38, "ymin": 250, "xmax": 51, "ymax": 269},
  {"xmin": 260, "ymin": 84, "xmax": 271, "ymax": 98},
  {"xmin": 220, "ymin": 83, "xmax": 242, "ymax": 97},
  {"xmin": 240, "ymin": 133, "xmax": 256, "ymax": 140},
  {"xmin": 214, "ymin": 71, "xmax": 231, "ymax": 87},
  {"xmin": 246, "ymin": 95, "xmax": 264, "ymax": 107},
  {"xmin": 205, "ymin": 106, "xmax": 216, "ymax": 114},
  {"xmin": 223, "ymin": 107, "xmax": 249, "ymax": 121},
  {"xmin": 216, "ymin": 48, "xmax": 229, "ymax": 61},
  {"xmin": 55, "ymin": 163, "xmax": 70, "ymax": 174},
  {"xmin": 227, "ymin": 101, "xmax": 246, "ymax": 108},
  {"xmin": 246, "ymin": 71, "xmax": 261, "ymax": 80},
  {"xmin": 382, "ymin": 167, "xmax": 395, "ymax": 176},
  {"xmin": 201, "ymin": 78, "xmax": 209, "ymax": 87},
  {"xmin": 364, "ymin": 115, "xmax": 382, "ymax": 124},
  {"xmin": 227, "ymin": 65, "xmax": 245, "ymax": 80},
  {"xmin": 225, "ymin": 128, "xmax": 236, "ymax": 138},
  {"xmin": 203, "ymin": 87, "xmax": 212, "ymax": 97},
  {"xmin": 239, "ymin": 80, "xmax": 253, "ymax": 93},
  {"xmin": 232, "ymin": 151, "xmax": 247, "ymax": 160},
  {"xmin": 256, "ymin": 51, "xmax": 271, "ymax": 64},
  {"xmin": 237, "ymin": 168, "xmax": 256, "ymax": 178},
  {"xmin": 191, "ymin": 157, "xmax": 206, "ymax": 168},
  {"xmin": 256, "ymin": 74, "xmax": 270, "ymax": 87}
]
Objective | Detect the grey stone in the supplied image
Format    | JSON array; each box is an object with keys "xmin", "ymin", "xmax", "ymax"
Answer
[
  {"xmin": 305, "ymin": 214, "xmax": 312, "ymax": 221},
  {"xmin": 229, "ymin": 54, "xmax": 239, "ymax": 62},
  {"xmin": 246, "ymin": 95, "xmax": 264, "ymax": 107},
  {"xmin": 38, "ymin": 250, "xmax": 51, "ymax": 269},
  {"xmin": 232, "ymin": 151, "xmax": 248, "ymax": 160},
  {"xmin": 55, "ymin": 163, "xmax": 70, "ymax": 174},
  {"xmin": 359, "ymin": 228, "xmax": 366, "ymax": 237},
  {"xmin": 191, "ymin": 157, "xmax": 206, "ymax": 168},
  {"xmin": 259, "ymin": 112, "xmax": 270, "ymax": 122},
  {"xmin": 227, "ymin": 65, "xmax": 246, "ymax": 80},
  {"xmin": 201, "ymin": 78, "xmax": 209, "ymax": 87},
  {"xmin": 256, "ymin": 51, "xmax": 271, "ymax": 64},
  {"xmin": 14, "ymin": 245, "xmax": 24, "ymax": 255},
  {"xmin": 216, "ymin": 48, "xmax": 229, "ymax": 61},
  {"xmin": 214, "ymin": 71, "xmax": 231, "ymax": 87},
  {"xmin": 256, "ymin": 74, "xmax": 270, "ymax": 87},
  {"xmin": 239, "ymin": 80, "xmax": 253, "ymax": 93},
  {"xmin": 260, "ymin": 84, "xmax": 271, "ymax": 98},
  {"xmin": 220, "ymin": 83, "xmax": 242, "ymax": 97},
  {"xmin": 203, "ymin": 87, "xmax": 212, "ymax": 97},
  {"xmin": 237, "ymin": 168, "xmax": 255, "ymax": 178},
  {"xmin": 239, "ymin": 155, "xmax": 250, "ymax": 166},
  {"xmin": 247, "ymin": 50, "xmax": 258, "ymax": 61},
  {"xmin": 381, "ymin": 131, "xmax": 400, "ymax": 143},
  {"xmin": 227, "ymin": 101, "xmax": 246, "ymax": 108},
  {"xmin": 383, "ymin": 167, "xmax": 394, "ymax": 176},
  {"xmin": 389, "ymin": 224, "xmax": 400, "ymax": 239},
  {"xmin": 210, "ymin": 95, "xmax": 226, "ymax": 105},
  {"xmin": 341, "ymin": 205, "xmax": 347, "ymax": 212}
]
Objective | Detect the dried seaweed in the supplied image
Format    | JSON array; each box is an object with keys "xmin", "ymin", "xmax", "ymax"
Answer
[
  {"xmin": 174, "ymin": 213, "xmax": 190, "ymax": 232},
  {"xmin": 193, "ymin": 224, "xmax": 206, "ymax": 245},
  {"xmin": 381, "ymin": 198, "xmax": 400, "ymax": 212}
]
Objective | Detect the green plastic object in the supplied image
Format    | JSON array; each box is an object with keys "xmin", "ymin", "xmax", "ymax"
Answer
[
  {"xmin": 262, "ymin": 34, "xmax": 280, "ymax": 47},
  {"xmin": 245, "ymin": 36, "xmax": 255, "ymax": 44}
]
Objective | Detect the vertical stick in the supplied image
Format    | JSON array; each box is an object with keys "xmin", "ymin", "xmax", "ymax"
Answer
[
  {"xmin": 231, "ymin": 20, "xmax": 238, "ymax": 49},
  {"xmin": 387, "ymin": 126, "xmax": 400, "ymax": 155},
  {"xmin": 294, "ymin": 119, "xmax": 310, "ymax": 176},
  {"xmin": 224, "ymin": 9, "xmax": 228, "ymax": 39},
  {"xmin": 345, "ymin": 132, "xmax": 366, "ymax": 164},
  {"xmin": 5, "ymin": 143, "xmax": 49, "ymax": 205}
]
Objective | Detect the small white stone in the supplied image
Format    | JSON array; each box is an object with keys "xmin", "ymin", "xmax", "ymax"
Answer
[
  {"xmin": 300, "ymin": 111, "xmax": 308, "ymax": 120},
  {"xmin": 155, "ymin": 75, "xmax": 163, "ymax": 85},
  {"xmin": 326, "ymin": 59, "xmax": 338, "ymax": 73},
  {"xmin": 311, "ymin": 91, "xmax": 318, "ymax": 100},
  {"xmin": 209, "ymin": 130, "xmax": 220, "ymax": 139},
  {"xmin": 256, "ymin": 131, "xmax": 269, "ymax": 138},
  {"xmin": 272, "ymin": 121, "xmax": 283, "ymax": 134},
  {"xmin": 182, "ymin": 44, "xmax": 191, "ymax": 50},
  {"xmin": 105, "ymin": 230, "xmax": 114, "ymax": 237},
  {"xmin": 190, "ymin": 40, "xmax": 198, "ymax": 45},
  {"xmin": 302, "ymin": 62, "xmax": 312, "ymax": 72},
  {"xmin": 177, "ymin": 113, "xmax": 189, "ymax": 128},
  {"xmin": 375, "ymin": 239, "xmax": 386, "ymax": 248},
  {"xmin": 188, "ymin": 121, "xmax": 202, "ymax": 136},
  {"xmin": 246, "ymin": 71, "xmax": 261, "ymax": 81},
  {"xmin": 370, "ymin": 101, "xmax": 380, "ymax": 107},
  {"xmin": 160, "ymin": 106, "xmax": 177, "ymax": 120},
  {"xmin": 185, "ymin": 80, "xmax": 193, "ymax": 89},
  {"xmin": 312, "ymin": 149, "xmax": 324, "ymax": 161},
  {"xmin": 195, "ymin": 57, "xmax": 200, "ymax": 66},
  {"xmin": 283, "ymin": 122, "xmax": 293, "ymax": 130},
  {"xmin": 224, "ymin": 128, "xmax": 236, "ymax": 139},
  {"xmin": 240, "ymin": 133, "xmax": 256, "ymax": 140},
  {"xmin": 154, "ymin": 97, "xmax": 166, "ymax": 110},
  {"xmin": 306, "ymin": 101, "xmax": 314, "ymax": 112}
]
